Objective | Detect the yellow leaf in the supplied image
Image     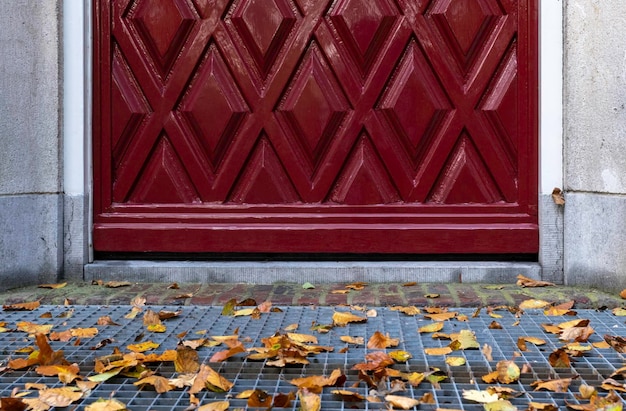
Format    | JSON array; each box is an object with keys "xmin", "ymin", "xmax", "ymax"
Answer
[
  {"xmin": 39, "ymin": 387, "xmax": 83, "ymax": 407},
  {"xmin": 419, "ymin": 322, "xmax": 444, "ymax": 333},
  {"xmin": 384, "ymin": 395, "xmax": 420, "ymax": 409},
  {"xmin": 445, "ymin": 356, "xmax": 466, "ymax": 366},
  {"xmin": 521, "ymin": 336, "xmax": 546, "ymax": 346},
  {"xmin": 495, "ymin": 360, "xmax": 520, "ymax": 384},
  {"xmin": 519, "ymin": 299, "xmax": 551, "ymax": 309},
  {"xmin": 287, "ymin": 333, "xmax": 318, "ymax": 344},
  {"xmin": 462, "ymin": 389, "xmax": 499, "ymax": 403},
  {"xmin": 71, "ymin": 328, "xmax": 99, "ymax": 338},
  {"xmin": 4, "ymin": 301, "xmax": 41, "ymax": 311},
  {"xmin": 197, "ymin": 401, "xmax": 230, "ymax": 411},
  {"xmin": 298, "ymin": 389, "xmax": 321, "ymax": 411},
  {"xmin": 85, "ymin": 398, "xmax": 128, "ymax": 411},
  {"xmin": 147, "ymin": 324, "xmax": 166, "ymax": 333},
  {"xmin": 449, "ymin": 330, "xmax": 479, "ymax": 350},
  {"xmin": 38, "ymin": 282, "xmax": 67, "ymax": 289},
  {"xmin": 126, "ymin": 341, "xmax": 160, "ymax": 353},
  {"xmin": 483, "ymin": 400, "xmax": 518, "ymax": 411},
  {"xmin": 332, "ymin": 311, "xmax": 367, "ymax": 326},
  {"xmin": 340, "ymin": 336, "xmax": 364, "ymax": 345},
  {"xmin": 593, "ymin": 341, "xmax": 611, "ymax": 349},
  {"xmin": 234, "ymin": 308, "xmax": 257, "ymax": 317},
  {"xmin": 613, "ymin": 307, "xmax": 626, "ymax": 316},
  {"xmin": 424, "ymin": 347, "xmax": 452, "ymax": 356},
  {"xmin": 389, "ymin": 350, "xmax": 412, "ymax": 362}
]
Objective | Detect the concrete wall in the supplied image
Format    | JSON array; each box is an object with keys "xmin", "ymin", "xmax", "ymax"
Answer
[
  {"xmin": 0, "ymin": 2, "xmax": 63, "ymax": 289},
  {"xmin": 564, "ymin": 0, "xmax": 626, "ymax": 291}
]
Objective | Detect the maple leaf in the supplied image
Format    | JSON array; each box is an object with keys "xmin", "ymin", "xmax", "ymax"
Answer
[
  {"xmin": 367, "ymin": 331, "xmax": 399, "ymax": 349},
  {"xmin": 516, "ymin": 274, "xmax": 555, "ymax": 287}
]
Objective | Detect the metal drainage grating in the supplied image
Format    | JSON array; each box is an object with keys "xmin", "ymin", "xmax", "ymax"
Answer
[{"xmin": 0, "ymin": 306, "xmax": 625, "ymax": 410}]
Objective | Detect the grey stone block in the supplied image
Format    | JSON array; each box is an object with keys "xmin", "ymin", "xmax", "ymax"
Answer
[
  {"xmin": 0, "ymin": 1, "xmax": 61, "ymax": 195},
  {"xmin": 539, "ymin": 194, "xmax": 564, "ymax": 284},
  {"xmin": 63, "ymin": 194, "xmax": 88, "ymax": 281},
  {"xmin": 564, "ymin": 192, "xmax": 626, "ymax": 291},
  {"xmin": 0, "ymin": 194, "xmax": 63, "ymax": 290}
]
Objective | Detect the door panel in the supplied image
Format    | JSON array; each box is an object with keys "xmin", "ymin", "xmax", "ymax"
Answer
[{"xmin": 93, "ymin": 0, "xmax": 538, "ymax": 254}]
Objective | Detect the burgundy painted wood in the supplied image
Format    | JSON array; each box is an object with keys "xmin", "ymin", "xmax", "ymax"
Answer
[{"xmin": 93, "ymin": 0, "xmax": 539, "ymax": 254}]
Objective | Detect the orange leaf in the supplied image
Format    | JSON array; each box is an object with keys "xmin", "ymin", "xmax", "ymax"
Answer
[
  {"xmin": 127, "ymin": 341, "xmax": 160, "ymax": 353},
  {"xmin": 4, "ymin": 301, "xmax": 41, "ymax": 311},
  {"xmin": 424, "ymin": 347, "xmax": 452, "ymax": 356},
  {"xmin": 516, "ymin": 274, "xmax": 555, "ymax": 287},
  {"xmin": 71, "ymin": 328, "xmax": 99, "ymax": 338},
  {"xmin": 290, "ymin": 368, "xmax": 344, "ymax": 393},
  {"xmin": 209, "ymin": 341, "xmax": 245, "ymax": 362},
  {"xmin": 424, "ymin": 312, "xmax": 457, "ymax": 321},
  {"xmin": 96, "ymin": 316, "xmax": 119, "ymax": 326},
  {"xmin": 389, "ymin": 306, "xmax": 420, "ymax": 316},
  {"xmin": 352, "ymin": 352, "xmax": 394, "ymax": 372},
  {"xmin": 548, "ymin": 348, "xmax": 571, "ymax": 368},
  {"xmin": 367, "ymin": 331, "xmax": 399, "ymax": 349},
  {"xmin": 104, "ymin": 281, "xmax": 131, "ymax": 288},
  {"xmin": 247, "ymin": 389, "xmax": 272, "ymax": 407}
]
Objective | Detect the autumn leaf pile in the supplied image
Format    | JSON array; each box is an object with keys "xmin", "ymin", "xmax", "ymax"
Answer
[{"xmin": 0, "ymin": 278, "xmax": 625, "ymax": 410}]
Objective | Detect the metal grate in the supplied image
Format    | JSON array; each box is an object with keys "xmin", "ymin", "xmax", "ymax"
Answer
[{"xmin": 0, "ymin": 306, "xmax": 624, "ymax": 410}]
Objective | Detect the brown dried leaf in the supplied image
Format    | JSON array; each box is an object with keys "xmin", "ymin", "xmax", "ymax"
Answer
[
  {"xmin": 424, "ymin": 312, "xmax": 457, "ymax": 321},
  {"xmin": 419, "ymin": 322, "xmax": 444, "ymax": 333},
  {"xmin": 340, "ymin": 336, "xmax": 364, "ymax": 345},
  {"xmin": 384, "ymin": 395, "xmax": 420, "ymax": 410},
  {"xmin": 104, "ymin": 281, "xmax": 132, "ymax": 288},
  {"xmin": 516, "ymin": 274, "xmax": 555, "ymax": 287},
  {"xmin": 96, "ymin": 316, "xmax": 119, "ymax": 326},
  {"xmin": 290, "ymin": 368, "xmax": 344, "ymax": 393},
  {"xmin": 4, "ymin": 301, "xmax": 41, "ymax": 311},
  {"xmin": 38, "ymin": 387, "xmax": 83, "ymax": 407},
  {"xmin": 0, "ymin": 398, "xmax": 28, "ymax": 411},
  {"xmin": 331, "ymin": 389, "xmax": 365, "ymax": 402},
  {"xmin": 158, "ymin": 309, "xmax": 182, "ymax": 320},
  {"xmin": 548, "ymin": 348, "xmax": 571, "ymax": 368},
  {"xmin": 175, "ymin": 346, "xmax": 200, "ymax": 374},
  {"xmin": 298, "ymin": 389, "xmax": 321, "ymax": 411},
  {"xmin": 197, "ymin": 401, "xmax": 230, "ymax": 411},
  {"xmin": 559, "ymin": 326, "xmax": 594, "ymax": 342},
  {"xmin": 134, "ymin": 375, "xmax": 175, "ymax": 394},
  {"xmin": 552, "ymin": 187, "xmax": 565, "ymax": 205},
  {"xmin": 495, "ymin": 360, "xmax": 520, "ymax": 384},
  {"xmin": 604, "ymin": 334, "xmax": 626, "ymax": 353},
  {"xmin": 531, "ymin": 376, "xmax": 577, "ymax": 392}
]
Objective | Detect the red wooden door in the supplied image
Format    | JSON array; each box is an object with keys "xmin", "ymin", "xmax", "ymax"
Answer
[{"xmin": 93, "ymin": 0, "xmax": 538, "ymax": 254}]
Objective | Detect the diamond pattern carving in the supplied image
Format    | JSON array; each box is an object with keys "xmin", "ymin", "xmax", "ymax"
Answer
[
  {"xmin": 128, "ymin": 135, "xmax": 200, "ymax": 204},
  {"xmin": 426, "ymin": 0, "xmax": 504, "ymax": 73},
  {"xmin": 377, "ymin": 39, "xmax": 452, "ymax": 165},
  {"xmin": 427, "ymin": 132, "xmax": 503, "ymax": 204},
  {"xmin": 328, "ymin": 0, "xmax": 400, "ymax": 75},
  {"xmin": 229, "ymin": 0, "xmax": 297, "ymax": 78},
  {"xmin": 276, "ymin": 41, "xmax": 350, "ymax": 170},
  {"xmin": 111, "ymin": 45, "xmax": 152, "ymax": 165},
  {"xmin": 126, "ymin": 0, "xmax": 199, "ymax": 78},
  {"xmin": 176, "ymin": 43, "xmax": 250, "ymax": 170}
]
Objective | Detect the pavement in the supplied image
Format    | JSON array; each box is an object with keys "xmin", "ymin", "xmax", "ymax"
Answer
[
  {"xmin": 1, "ymin": 280, "xmax": 625, "ymax": 308},
  {"xmin": 0, "ymin": 281, "xmax": 625, "ymax": 410}
]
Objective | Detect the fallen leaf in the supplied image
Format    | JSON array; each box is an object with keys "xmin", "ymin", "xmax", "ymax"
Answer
[
  {"xmin": 209, "ymin": 340, "xmax": 245, "ymax": 362},
  {"xmin": 489, "ymin": 321, "xmax": 503, "ymax": 329},
  {"xmin": 482, "ymin": 344, "xmax": 493, "ymax": 361},
  {"xmin": 38, "ymin": 387, "xmax": 83, "ymax": 407},
  {"xmin": 221, "ymin": 298, "xmax": 237, "ymax": 316},
  {"xmin": 331, "ymin": 389, "xmax": 365, "ymax": 402},
  {"xmin": 548, "ymin": 348, "xmax": 571, "ymax": 368},
  {"xmin": 4, "ymin": 301, "xmax": 41, "ymax": 311},
  {"xmin": 517, "ymin": 274, "xmax": 555, "ymax": 287},
  {"xmin": 531, "ymin": 377, "xmax": 576, "ymax": 392},
  {"xmin": 551, "ymin": 187, "xmax": 565, "ymax": 205},
  {"xmin": 424, "ymin": 312, "xmax": 457, "ymax": 321},
  {"xmin": 0, "ymin": 398, "xmax": 28, "ymax": 411},
  {"xmin": 425, "ymin": 293, "xmax": 440, "ymax": 298},
  {"xmin": 483, "ymin": 400, "xmax": 517, "ymax": 411},
  {"xmin": 462, "ymin": 389, "xmax": 499, "ymax": 403},
  {"xmin": 445, "ymin": 356, "xmax": 466, "ymax": 366},
  {"xmin": 38, "ymin": 283, "xmax": 67, "ymax": 289},
  {"xmin": 84, "ymin": 398, "xmax": 128, "ymax": 411},
  {"xmin": 403, "ymin": 282, "xmax": 417, "ymax": 287},
  {"xmin": 390, "ymin": 306, "xmax": 421, "ymax": 316},
  {"xmin": 353, "ymin": 352, "xmax": 394, "ymax": 372},
  {"xmin": 247, "ymin": 389, "xmax": 272, "ymax": 407},
  {"xmin": 449, "ymin": 330, "xmax": 480, "ymax": 350},
  {"xmin": 560, "ymin": 325, "xmax": 594, "ymax": 342},
  {"xmin": 332, "ymin": 311, "xmax": 367, "ymax": 326},
  {"xmin": 197, "ymin": 401, "xmax": 230, "ymax": 411},
  {"xmin": 424, "ymin": 347, "xmax": 452, "ymax": 356},
  {"xmin": 158, "ymin": 309, "xmax": 182, "ymax": 320},
  {"xmin": 298, "ymin": 389, "xmax": 321, "ymax": 411},
  {"xmin": 419, "ymin": 322, "xmax": 444, "ymax": 333},
  {"xmin": 175, "ymin": 346, "xmax": 200, "ymax": 373},
  {"xmin": 126, "ymin": 341, "xmax": 159, "ymax": 353},
  {"xmin": 346, "ymin": 282, "xmax": 367, "ymax": 290},
  {"xmin": 302, "ymin": 282, "xmax": 315, "ymax": 289},
  {"xmin": 71, "ymin": 328, "xmax": 99, "ymax": 338},
  {"xmin": 519, "ymin": 299, "xmax": 551, "ymax": 310},
  {"xmin": 96, "ymin": 316, "xmax": 119, "ymax": 326},
  {"xmin": 389, "ymin": 350, "xmax": 412, "ymax": 363},
  {"xmin": 621, "ymin": 289, "xmax": 626, "ymax": 299},
  {"xmin": 104, "ymin": 281, "xmax": 131, "ymax": 288},
  {"xmin": 384, "ymin": 395, "xmax": 420, "ymax": 409},
  {"xmin": 340, "ymin": 336, "xmax": 364, "ymax": 345},
  {"xmin": 604, "ymin": 334, "xmax": 626, "ymax": 353},
  {"xmin": 367, "ymin": 331, "xmax": 399, "ymax": 349},
  {"xmin": 612, "ymin": 307, "xmax": 626, "ymax": 316},
  {"xmin": 290, "ymin": 368, "xmax": 344, "ymax": 393}
]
